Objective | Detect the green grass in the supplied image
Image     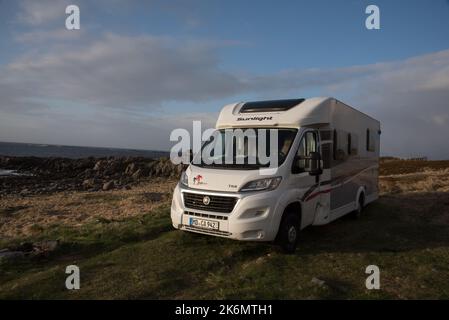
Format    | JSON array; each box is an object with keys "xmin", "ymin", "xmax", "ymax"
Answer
[{"xmin": 1, "ymin": 200, "xmax": 448, "ymax": 299}]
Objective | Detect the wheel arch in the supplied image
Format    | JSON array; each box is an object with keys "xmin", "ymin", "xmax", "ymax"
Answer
[
  {"xmin": 274, "ymin": 201, "xmax": 303, "ymax": 240},
  {"xmin": 355, "ymin": 186, "xmax": 366, "ymax": 208}
]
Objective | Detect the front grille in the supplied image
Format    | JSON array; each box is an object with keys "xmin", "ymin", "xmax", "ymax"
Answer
[
  {"xmin": 186, "ymin": 211, "xmax": 228, "ymax": 220},
  {"xmin": 183, "ymin": 192, "xmax": 237, "ymax": 213},
  {"xmin": 184, "ymin": 225, "xmax": 231, "ymax": 237}
]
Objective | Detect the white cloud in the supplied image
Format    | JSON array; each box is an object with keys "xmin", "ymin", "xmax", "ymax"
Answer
[
  {"xmin": 1, "ymin": 28, "xmax": 449, "ymax": 157},
  {"xmin": 15, "ymin": 29, "xmax": 84, "ymax": 43},
  {"xmin": 431, "ymin": 114, "xmax": 449, "ymax": 126},
  {"xmin": 0, "ymin": 107, "xmax": 217, "ymax": 151},
  {"xmin": 1, "ymin": 33, "xmax": 243, "ymax": 111},
  {"xmin": 17, "ymin": 0, "xmax": 71, "ymax": 26}
]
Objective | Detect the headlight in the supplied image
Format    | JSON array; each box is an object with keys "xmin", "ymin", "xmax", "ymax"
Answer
[
  {"xmin": 240, "ymin": 177, "xmax": 282, "ymax": 192},
  {"xmin": 180, "ymin": 171, "xmax": 188, "ymax": 187}
]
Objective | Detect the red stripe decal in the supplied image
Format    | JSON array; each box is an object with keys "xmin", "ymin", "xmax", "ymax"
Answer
[{"xmin": 305, "ymin": 188, "xmax": 332, "ymax": 202}]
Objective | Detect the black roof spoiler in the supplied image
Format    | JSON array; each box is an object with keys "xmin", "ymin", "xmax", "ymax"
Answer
[{"xmin": 239, "ymin": 99, "xmax": 305, "ymax": 113}]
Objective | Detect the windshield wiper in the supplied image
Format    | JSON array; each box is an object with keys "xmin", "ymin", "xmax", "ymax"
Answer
[{"xmin": 196, "ymin": 162, "xmax": 269, "ymax": 169}]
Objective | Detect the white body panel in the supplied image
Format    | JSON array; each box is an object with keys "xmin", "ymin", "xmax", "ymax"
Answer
[{"xmin": 171, "ymin": 97, "xmax": 380, "ymax": 241}]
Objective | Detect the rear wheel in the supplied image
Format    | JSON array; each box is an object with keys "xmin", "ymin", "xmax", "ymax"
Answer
[
  {"xmin": 277, "ymin": 212, "xmax": 300, "ymax": 254},
  {"xmin": 351, "ymin": 193, "xmax": 365, "ymax": 219}
]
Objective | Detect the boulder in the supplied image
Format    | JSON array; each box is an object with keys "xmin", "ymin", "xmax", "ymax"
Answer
[
  {"xmin": 0, "ymin": 250, "xmax": 25, "ymax": 262},
  {"xmin": 132, "ymin": 169, "xmax": 143, "ymax": 180},
  {"xmin": 93, "ymin": 160, "xmax": 106, "ymax": 171},
  {"xmin": 102, "ymin": 180, "xmax": 115, "ymax": 191},
  {"xmin": 125, "ymin": 162, "xmax": 137, "ymax": 175},
  {"xmin": 33, "ymin": 240, "xmax": 59, "ymax": 253},
  {"xmin": 82, "ymin": 178, "xmax": 96, "ymax": 189},
  {"xmin": 311, "ymin": 277, "xmax": 326, "ymax": 287}
]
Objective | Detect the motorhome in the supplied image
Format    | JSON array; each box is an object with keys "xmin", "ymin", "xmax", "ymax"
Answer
[{"xmin": 171, "ymin": 97, "xmax": 380, "ymax": 253}]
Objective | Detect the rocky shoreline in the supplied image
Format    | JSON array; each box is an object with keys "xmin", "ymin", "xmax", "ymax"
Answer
[{"xmin": 0, "ymin": 156, "xmax": 182, "ymax": 196}]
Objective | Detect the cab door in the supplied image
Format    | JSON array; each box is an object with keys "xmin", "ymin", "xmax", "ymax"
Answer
[{"xmin": 289, "ymin": 129, "xmax": 322, "ymax": 227}]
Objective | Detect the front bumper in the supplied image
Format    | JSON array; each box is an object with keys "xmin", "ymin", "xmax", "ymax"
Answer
[{"xmin": 170, "ymin": 184, "xmax": 282, "ymax": 241}]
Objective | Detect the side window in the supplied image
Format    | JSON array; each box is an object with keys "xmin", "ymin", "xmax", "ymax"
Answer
[
  {"xmin": 366, "ymin": 128, "xmax": 375, "ymax": 152},
  {"xmin": 347, "ymin": 133, "xmax": 352, "ymax": 155},
  {"xmin": 333, "ymin": 129, "xmax": 338, "ymax": 161},
  {"xmin": 319, "ymin": 130, "xmax": 331, "ymax": 169},
  {"xmin": 333, "ymin": 129, "xmax": 359, "ymax": 164},
  {"xmin": 333, "ymin": 129, "xmax": 347, "ymax": 163},
  {"xmin": 294, "ymin": 131, "xmax": 317, "ymax": 172},
  {"xmin": 350, "ymin": 133, "xmax": 358, "ymax": 155},
  {"xmin": 297, "ymin": 135, "xmax": 306, "ymax": 169},
  {"xmin": 366, "ymin": 129, "xmax": 370, "ymax": 151},
  {"xmin": 306, "ymin": 132, "xmax": 317, "ymax": 154}
]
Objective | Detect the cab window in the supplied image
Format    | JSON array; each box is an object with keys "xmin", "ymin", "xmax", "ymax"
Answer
[{"xmin": 293, "ymin": 131, "xmax": 317, "ymax": 173}]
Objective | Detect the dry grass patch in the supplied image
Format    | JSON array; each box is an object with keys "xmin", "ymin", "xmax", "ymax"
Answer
[
  {"xmin": 0, "ymin": 178, "xmax": 177, "ymax": 240},
  {"xmin": 380, "ymin": 168, "xmax": 449, "ymax": 194}
]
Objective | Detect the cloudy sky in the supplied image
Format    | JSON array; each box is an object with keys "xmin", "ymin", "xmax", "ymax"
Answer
[{"xmin": 0, "ymin": 0, "xmax": 449, "ymax": 158}]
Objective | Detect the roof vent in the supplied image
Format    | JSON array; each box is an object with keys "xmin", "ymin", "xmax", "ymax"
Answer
[{"xmin": 239, "ymin": 99, "xmax": 305, "ymax": 113}]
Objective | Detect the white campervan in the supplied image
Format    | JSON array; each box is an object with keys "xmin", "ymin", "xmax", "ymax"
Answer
[{"xmin": 171, "ymin": 97, "xmax": 380, "ymax": 252}]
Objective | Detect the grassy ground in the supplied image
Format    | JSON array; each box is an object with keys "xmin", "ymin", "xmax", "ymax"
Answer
[
  {"xmin": 1, "ymin": 161, "xmax": 449, "ymax": 299},
  {"xmin": 379, "ymin": 159, "xmax": 449, "ymax": 175}
]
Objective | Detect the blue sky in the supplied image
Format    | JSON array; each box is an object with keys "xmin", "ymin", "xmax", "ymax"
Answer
[
  {"xmin": 4, "ymin": 0, "xmax": 447, "ymax": 67},
  {"xmin": 0, "ymin": 0, "xmax": 449, "ymax": 158}
]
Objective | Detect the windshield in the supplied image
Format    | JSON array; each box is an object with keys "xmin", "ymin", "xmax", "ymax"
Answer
[{"xmin": 193, "ymin": 128, "xmax": 297, "ymax": 169}]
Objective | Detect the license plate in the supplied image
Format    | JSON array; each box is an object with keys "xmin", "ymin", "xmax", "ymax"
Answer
[{"xmin": 189, "ymin": 217, "xmax": 219, "ymax": 230}]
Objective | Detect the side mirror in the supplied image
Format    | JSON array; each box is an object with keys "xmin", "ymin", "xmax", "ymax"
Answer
[{"xmin": 309, "ymin": 152, "xmax": 322, "ymax": 176}]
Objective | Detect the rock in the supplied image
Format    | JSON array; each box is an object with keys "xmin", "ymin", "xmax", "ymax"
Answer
[
  {"xmin": 102, "ymin": 180, "xmax": 115, "ymax": 191},
  {"xmin": 76, "ymin": 158, "xmax": 94, "ymax": 170},
  {"xmin": 132, "ymin": 169, "xmax": 143, "ymax": 180},
  {"xmin": 311, "ymin": 277, "xmax": 326, "ymax": 287},
  {"xmin": 125, "ymin": 163, "xmax": 137, "ymax": 175},
  {"xmin": 0, "ymin": 155, "xmax": 178, "ymax": 195},
  {"xmin": 255, "ymin": 257, "xmax": 266, "ymax": 265},
  {"xmin": 12, "ymin": 242, "xmax": 34, "ymax": 252},
  {"xmin": 80, "ymin": 168, "xmax": 93, "ymax": 178},
  {"xmin": 0, "ymin": 250, "xmax": 25, "ymax": 262},
  {"xmin": 93, "ymin": 160, "xmax": 106, "ymax": 171},
  {"xmin": 33, "ymin": 240, "xmax": 59, "ymax": 253},
  {"xmin": 82, "ymin": 178, "xmax": 96, "ymax": 189}
]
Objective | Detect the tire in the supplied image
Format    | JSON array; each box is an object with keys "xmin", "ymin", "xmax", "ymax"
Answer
[
  {"xmin": 277, "ymin": 212, "xmax": 300, "ymax": 254},
  {"xmin": 350, "ymin": 193, "xmax": 365, "ymax": 219}
]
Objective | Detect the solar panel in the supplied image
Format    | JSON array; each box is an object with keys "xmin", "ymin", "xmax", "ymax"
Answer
[{"xmin": 239, "ymin": 99, "xmax": 305, "ymax": 113}]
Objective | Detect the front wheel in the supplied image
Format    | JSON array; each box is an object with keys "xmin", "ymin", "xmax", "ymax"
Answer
[{"xmin": 277, "ymin": 212, "xmax": 300, "ymax": 254}]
